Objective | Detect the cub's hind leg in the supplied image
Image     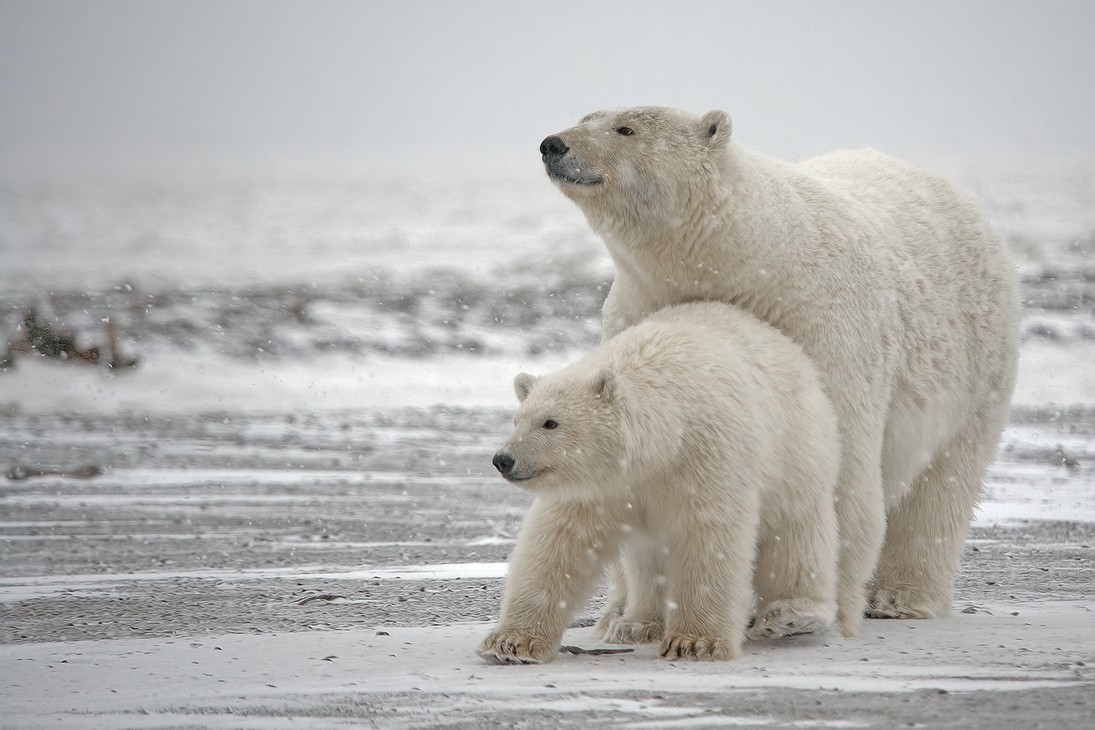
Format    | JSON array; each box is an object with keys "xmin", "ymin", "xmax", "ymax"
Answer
[
  {"xmin": 750, "ymin": 489, "xmax": 838, "ymax": 639},
  {"xmin": 601, "ymin": 535, "xmax": 667, "ymax": 644}
]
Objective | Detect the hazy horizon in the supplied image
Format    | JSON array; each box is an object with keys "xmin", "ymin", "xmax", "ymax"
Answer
[{"xmin": 2, "ymin": 0, "xmax": 1094, "ymax": 174}]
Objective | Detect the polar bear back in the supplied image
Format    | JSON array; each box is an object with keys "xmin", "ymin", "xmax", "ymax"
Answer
[{"xmin": 579, "ymin": 301, "xmax": 841, "ymax": 500}]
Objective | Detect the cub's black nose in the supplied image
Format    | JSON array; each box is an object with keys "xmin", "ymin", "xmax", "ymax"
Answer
[
  {"xmin": 540, "ymin": 135, "xmax": 568, "ymax": 158},
  {"xmin": 492, "ymin": 451, "xmax": 515, "ymax": 475}
]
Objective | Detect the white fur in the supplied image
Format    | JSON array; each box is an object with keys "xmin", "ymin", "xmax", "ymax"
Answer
[
  {"xmin": 542, "ymin": 106, "xmax": 1020, "ymax": 636},
  {"xmin": 478, "ymin": 302, "xmax": 840, "ymax": 663}
]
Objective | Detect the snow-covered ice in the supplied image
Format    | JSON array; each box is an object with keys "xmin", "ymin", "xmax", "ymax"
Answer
[{"xmin": 4, "ymin": 603, "xmax": 1092, "ymax": 728}]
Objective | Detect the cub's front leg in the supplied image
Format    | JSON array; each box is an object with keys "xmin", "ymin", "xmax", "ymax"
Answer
[{"xmin": 478, "ymin": 497, "xmax": 621, "ymax": 664}]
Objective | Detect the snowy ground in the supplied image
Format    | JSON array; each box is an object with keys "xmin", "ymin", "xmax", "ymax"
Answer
[
  {"xmin": 3, "ymin": 606, "xmax": 1093, "ymax": 729},
  {"xmin": 0, "ymin": 406, "xmax": 1092, "ymax": 728},
  {"xmin": 1, "ymin": 161, "xmax": 1094, "ymax": 727}
]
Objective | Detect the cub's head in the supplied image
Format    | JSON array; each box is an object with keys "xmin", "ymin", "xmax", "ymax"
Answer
[
  {"xmin": 539, "ymin": 106, "xmax": 731, "ymax": 234},
  {"xmin": 492, "ymin": 368, "xmax": 623, "ymax": 496}
]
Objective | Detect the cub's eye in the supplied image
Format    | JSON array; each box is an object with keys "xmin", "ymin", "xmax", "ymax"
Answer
[
  {"xmin": 542, "ymin": 419, "xmax": 559, "ymax": 430},
  {"xmin": 615, "ymin": 126, "xmax": 634, "ymax": 136}
]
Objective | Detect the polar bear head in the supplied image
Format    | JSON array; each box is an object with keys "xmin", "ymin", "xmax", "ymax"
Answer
[
  {"xmin": 540, "ymin": 106, "xmax": 732, "ymax": 236},
  {"xmin": 492, "ymin": 368, "xmax": 625, "ymax": 497}
]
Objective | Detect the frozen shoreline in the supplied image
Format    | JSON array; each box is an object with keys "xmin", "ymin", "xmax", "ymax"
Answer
[{"xmin": 3, "ymin": 337, "xmax": 1094, "ymax": 416}]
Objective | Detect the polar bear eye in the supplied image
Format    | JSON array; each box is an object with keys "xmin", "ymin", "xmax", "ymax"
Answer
[
  {"xmin": 542, "ymin": 419, "xmax": 559, "ymax": 430},
  {"xmin": 615, "ymin": 126, "xmax": 635, "ymax": 136}
]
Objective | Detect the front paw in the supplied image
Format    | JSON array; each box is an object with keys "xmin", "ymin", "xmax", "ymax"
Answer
[
  {"xmin": 659, "ymin": 633, "xmax": 740, "ymax": 661},
  {"xmin": 477, "ymin": 629, "xmax": 556, "ymax": 664}
]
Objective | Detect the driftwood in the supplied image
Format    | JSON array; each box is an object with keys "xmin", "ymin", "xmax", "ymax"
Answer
[
  {"xmin": 2, "ymin": 308, "xmax": 137, "ymax": 369},
  {"xmin": 558, "ymin": 645, "xmax": 635, "ymax": 656},
  {"xmin": 6, "ymin": 464, "xmax": 102, "ymax": 481}
]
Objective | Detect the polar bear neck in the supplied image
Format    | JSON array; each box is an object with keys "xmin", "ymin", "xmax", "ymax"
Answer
[{"xmin": 594, "ymin": 141, "xmax": 828, "ymax": 331}]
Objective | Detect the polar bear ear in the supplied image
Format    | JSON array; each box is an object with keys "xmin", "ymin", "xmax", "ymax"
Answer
[
  {"xmin": 592, "ymin": 369, "xmax": 617, "ymax": 404},
  {"xmin": 514, "ymin": 372, "xmax": 537, "ymax": 403},
  {"xmin": 699, "ymin": 110, "xmax": 731, "ymax": 150}
]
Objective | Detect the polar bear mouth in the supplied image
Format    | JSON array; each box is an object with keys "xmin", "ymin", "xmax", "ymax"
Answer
[
  {"xmin": 504, "ymin": 468, "xmax": 545, "ymax": 483},
  {"xmin": 544, "ymin": 160, "xmax": 604, "ymax": 187}
]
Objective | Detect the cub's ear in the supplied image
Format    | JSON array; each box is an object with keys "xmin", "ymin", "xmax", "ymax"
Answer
[
  {"xmin": 592, "ymin": 368, "xmax": 617, "ymax": 403},
  {"xmin": 699, "ymin": 110, "xmax": 731, "ymax": 150},
  {"xmin": 514, "ymin": 372, "xmax": 537, "ymax": 403}
]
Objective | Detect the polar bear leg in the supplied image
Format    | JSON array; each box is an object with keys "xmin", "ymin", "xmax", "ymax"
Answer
[
  {"xmin": 479, "ymin": 497, "xmax": 622, "ymax": 664},
  {"xmin": 832, "ymin": 441, "xmax": 888, "ymax": 638},
  {"xmin": 593, "ymin": 558, "xmax": 628, "ymax": 640},
  {"xmin": 867, "ymin": 427, "xmax": 992, "ymax": 619},
  {"xmin": 602, "ymin": 536, "xmax": 667, "ymax": 644},
  {"xmin": 749, "ymin": 504, "xmax": 838, "ymax": 640},
  {"xmin": 600, "ymin": 273, "xmax": 658, "ymax": 340},
  {"xmin": 658, "ymin": 504, "xmax": 756, "ymax": 661}
]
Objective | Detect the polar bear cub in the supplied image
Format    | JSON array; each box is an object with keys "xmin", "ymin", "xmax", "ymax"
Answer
[{"xmin": 478, "ymin": 302, "xmax": 840, "ymax": 663}]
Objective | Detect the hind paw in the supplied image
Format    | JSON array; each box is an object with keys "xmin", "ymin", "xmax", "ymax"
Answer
[
  {"xmin": 866, "ymin": 585, "xmax": 940, "ymax": 619},
  {"xmin": 749, "ymin": 599, "xmax": 834, "ymax": 640},
  {"xmin": 600, "ymin": 617, "xmax": 664, "ymax": 644}
]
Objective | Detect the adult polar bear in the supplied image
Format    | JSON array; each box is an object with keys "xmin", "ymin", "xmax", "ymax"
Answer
[{"xmin": 540, "ymin": 106, "xmax": 1019, "ymax": 637}]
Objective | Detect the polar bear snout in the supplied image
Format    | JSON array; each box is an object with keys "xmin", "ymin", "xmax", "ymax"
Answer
[
  {"xmin": 492, "ymin": 450, "xmax": 516, "ymax": 477},
  {"xmin": 493, "ymin": 450, "xmax": 543, "ymax": 485},
  {"xmin": 540, "ymin": 134, "xmax": 604, "ymax": 186},
  {"xmin": 540, "ymin": 135, "xmax": 569, "ymax": 159}
]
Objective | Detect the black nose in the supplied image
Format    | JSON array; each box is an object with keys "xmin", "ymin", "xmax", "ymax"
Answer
[
  {"xmin": 492, "ymin": 451, "xmax": 515, "ymax": 475},
  {"xmin": 540, "ymin": 135, "xmax": 568, "ymax": 158}
]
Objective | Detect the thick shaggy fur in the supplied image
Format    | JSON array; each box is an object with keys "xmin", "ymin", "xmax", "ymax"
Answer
[
  {"xmin": 540, "ymin": 106, "xmax": 1020, "ymax": 636},
  {"xmin": 478, "ymin": 302, "xmax": 840, "ymax": 663}
]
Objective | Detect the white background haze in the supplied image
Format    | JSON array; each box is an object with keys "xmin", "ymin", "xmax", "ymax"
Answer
[{"xmin": 2, "ymin": 0, "xmax": 1094, "ymax": 172}]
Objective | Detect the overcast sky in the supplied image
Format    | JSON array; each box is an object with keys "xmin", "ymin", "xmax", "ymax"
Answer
[{"xmin": 1, "ymin": 0, "xmax": 1093, "ymax": 171}]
